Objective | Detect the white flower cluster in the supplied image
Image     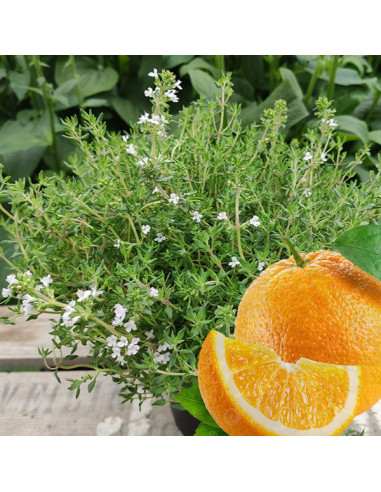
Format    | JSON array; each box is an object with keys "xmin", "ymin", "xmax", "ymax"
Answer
[
  {"xmin": 107, "ymin": 334, "xmax": 141, "ymax": 366},
  {"xmin": 111, "ymin": 304, "xmax": 139, "ymax": 334},
  {"xmin": 153, "ymin": 341, "xmax": 171, "ymax": 365}
]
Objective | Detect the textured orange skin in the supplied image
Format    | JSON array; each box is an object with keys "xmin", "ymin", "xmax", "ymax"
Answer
[
  {"xmin": 198, "ymin": 330, "xmax": 361, "ymax": 436},
  {"xmin": 235, "ymin": 250, "xmax": 381, "ymax": 415}
]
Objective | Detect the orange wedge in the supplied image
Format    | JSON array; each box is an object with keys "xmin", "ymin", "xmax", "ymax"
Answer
[{"xmin": 198, "ymin": 330, "xmax": 362, "ymax": 436}]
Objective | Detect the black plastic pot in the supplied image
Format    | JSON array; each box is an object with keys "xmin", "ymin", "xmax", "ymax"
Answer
[{"xmin": 170, "ymin": 403, "xmax": 200, "ymax": 436}]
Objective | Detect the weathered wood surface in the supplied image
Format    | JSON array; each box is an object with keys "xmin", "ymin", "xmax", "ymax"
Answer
[
  {"xmin": 0, "ymin": 371, "xmax": 181, "ymax": 436},
  {"xmin": 0, "ymin": 306, "xmax": 89, "ymax": 368}
]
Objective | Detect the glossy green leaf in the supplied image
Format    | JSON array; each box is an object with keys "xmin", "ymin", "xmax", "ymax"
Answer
[
  {"xmin": 333, "ymin": 225, "xmax": 381, "ymax": 281},
  {"xmin": 174, "ymin": 378, "xmax": 219, "ymax": 427},
  {"xmin": 194, "ymin": 422, "xmax": 228, "ymax": 436}
]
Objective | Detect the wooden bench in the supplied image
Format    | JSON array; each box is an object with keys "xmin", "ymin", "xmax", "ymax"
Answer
[
  {"xmin": 1, "ymin": 305, "xmax": 380, "ymax": 436},
  {"xmin": 0, "ymin": 306, "xmax": 181, "ymax": 435}
]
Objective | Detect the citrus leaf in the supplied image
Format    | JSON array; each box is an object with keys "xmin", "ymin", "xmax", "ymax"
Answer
[
  {"xmin": 174, "ymin": 378, "xmax": 219, "ymax": 427},
  {"xmin": 194, "ymin": 422, "xmax": 228, "ymax": 436},
  {"xmin": 333, "ymin": 225, "xmax": 381, "ymax": 281}
]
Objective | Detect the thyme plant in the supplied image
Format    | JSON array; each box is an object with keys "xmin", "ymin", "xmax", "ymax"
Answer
[{"xmin": 1, "ymin": 70, "xmax": 380, "ymax": 405}]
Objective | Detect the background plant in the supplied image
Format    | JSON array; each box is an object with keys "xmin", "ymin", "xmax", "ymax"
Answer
[
  {"xmin": 1, "ymin": 55, "xmax": 381, "ymax": 290},
  {"xmin": 1, "ymin": 70, "xmax": 381, "ymax": 406}
]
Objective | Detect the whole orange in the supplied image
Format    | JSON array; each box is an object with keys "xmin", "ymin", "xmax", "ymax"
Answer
[{"xmin": 235, "ymin": 250, "xmax": 381, "ymax": 414}]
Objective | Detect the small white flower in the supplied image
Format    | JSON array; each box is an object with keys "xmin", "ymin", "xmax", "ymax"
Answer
[
  {"xmin": 22, "ymin": 303, "xmax": 34, "ymax": 315},
  {"xmin": 124, "ymin": 320, "xmax": 137, "ymax": 332},
  {"xmin": 2, "ymin": 288, "xmax": 12, "ymax": 298},
  {"xmin": 174, "ymin": 79, "xmax": 182, "ymax": 90},
  {"xmin": 142, "ymin": 225, "xmax": 151, "ymax": 235},
  {"xmin": 138, "ymin": 112, "xmax": 150, "ymax": 125},
  {"xmin": 150, "ymin": 115, "xmax": 161, "ymax": 125},
  {"xmin": 126, "ymin": 144, "xmax": 137, "ymax": 156},
  {"xmin": 127, "ymin": 338, "xmax": 140, "ymax": 356},
  {"xmin": 192, "ymin": 211, "xmax": 203, "ymax": 223},
  {"xmin": 148, "ymin": 68, "xmax": 159, "ymax": 79},
  {"xmin": 160, "ymin": 352, "xmax": 170, "ymax": 364},
  {"xmin": 144, "ymin": 87, "xmax": 154, "ymax": 98},
  {"xmin": 76, "ymin": 289, "xmax": 92, "ymax": 302},
  {"xmin": 328, "ymin": 119, "xmax": 338, "ymax": 128},
  {"xmin": 107, "ymin": 335, "xmax": 118, "ymax": 348},
  {"xmin": 250, "ymin": 215, "xmax": 261, "ymax": 227},
  {"xmin": 23, "ymin": 294, "xmax": 35, "ymax": 303},
  {"xmin": 258, "ymin": 261, "xmax": 266, "ymax": 271},
  {"xmin": 117, "ymin": 336, "xmax": 129, "ymax": 348},
  {"xmin": 158, "ymin": 341, "xmax": 171, "ymax": 353},
  {"xmin": 160, "ymin": 115, "xmax": 168, "ymax": 124},
  {"xmin": 217, "ymin": 212, "xmax": 228, "ymax": 220},
  {"xmin": 35, "ymin": 285, "xmax": 43, "ymax": 291},
  {"xmin": 145, "ymin": 329, "xmax": 154, "ymax": 340},
  {"xmin": 157, "ymin": 130, "xmax": 167, "ymax": 138},
  {"xmin": 300, "ymin": 177, "xmax": 307, "ymax": 183},
  {"xmin": 168, "ymin": 193, "xmax": 180, "ymax": 205},
  {"xmin": 40, "ymin": 274, "xmax": 53, "ymax": 287},
  {"xmin": 6, "ymin": 274, "xmax": 18, "ymax": 286},
  {"xmin": 154, "ymin": 233, "xmax": 167, "ymax": 243},
  {"xmin": 303, "ymin": 188, "xmax": 312, "ymax": 197},
  {"xmin": 122, "ymin": 135, "xmax": 129, "ymax": 142},
  {"xmin": 165, "ymin": 90, "xmax": 179, "ymax": 103},
  {"xmin": 228, "ymin": 256, "xmax": 240, "ymax": 268},
  {"xmin": 62, "ymin": 315, "xmax": 79, "ymax": 328},
  {"xmin": 152, "ymin": 186, "xmax": 160, "ymax": 194},
  {"xmin": 114, "ymin": 304, "xmax": 127, "ymax": 320},
  {"xmin": 25, "ymin": 270, "xmax": 32, "ymax": 277},
  {"xmin": 91, "ymin": 287, "xmax": 103, "ymax": 297},
  {"xmin": 303, "ymin": 152, "xmax": 313, "ymax": 161},
  {"xmin": 321, "ymin": 152, "xmax": 327, "ymax": 162},
  {"xmin": 149, "ymin": 287, "xmax": 159, "ymax": 298},
  {"xmin": 111, "ymin": 346, "xmax": 121, "ymax": 359},
  {"xmin": 114, "ymin": 238, "xmax": 122, "ymax": 249},
  {"xmin": 137, "ymin": 157, "xmax": 149, "ymax": 167}
]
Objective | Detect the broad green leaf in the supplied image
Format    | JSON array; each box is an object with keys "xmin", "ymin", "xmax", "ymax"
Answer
[
  {"xmin": 285, "ymin": 98, "xmax": 309, "ymax": 131},
  {"xmin": 335, "ymin": 115, "xmax": 369, "ymax": 142},
  {"xmin": 0, "ymin": 68, "xmax": 6, "ymax": 80},
  {"xmin": 333, "ymin": 225, "xmax": 381, "ymax": 281},
  {"xmin": 82, "ymin": 97, "xmax": 109, "ymax": 108},
  {"xmin": 194, "ymin": 422, "xmax": 228, "ymax": 436},
  {"xmin": 180, "ymin": 57, "xmax": 219, "ymax": 79},
  {"xmin": 0, "ymin": 120, "xmax": 48, "ymax": 154},
  {"xmin": 163, "ymin": 55, "xmax": 194, "ymax": 69},
  {"xmin": 55, "ymin": 57, "xmax": 119, "ymax": 99},
  {"xmin": 1, "ymin": 146, "xmax": 45, "ymax": 179},
  {"xmin": 111, "ymin": 97, "xmax": 141, "ymax": 126},
  {"xmin": 369, "ymin": 130, "xmax": 381, "ymax": 145},
  {"xmin": 9, "ymin": 70, "xmax": 30, "ymax": 101},
  {"xmin": 279, "ymin": 67, "xmax": 303, "ymax": 100},
  {"xmin": 174, "ymin": 378, "xmax": 219, "ymax": 427},
  {"xmin": 188, "ymin": 70, "xmax": 218, "ymax": 98}
]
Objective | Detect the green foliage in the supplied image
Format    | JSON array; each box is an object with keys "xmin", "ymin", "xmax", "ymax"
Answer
[
  {"xmin": 334, "ymin": 225, "xmax": 381, "ymax": 280},
  {"xmin": 174, "ymin": 378, "xmax": 218, "ymax": 428},
  {"xmin": 1, "ymin": 71, "xmax": 381, "ymax": 405}
]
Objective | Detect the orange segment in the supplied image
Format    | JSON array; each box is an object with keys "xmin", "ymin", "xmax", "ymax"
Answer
[{"xmin": 198, "ymin": 330, "xmax": 361, "ymax": 436}]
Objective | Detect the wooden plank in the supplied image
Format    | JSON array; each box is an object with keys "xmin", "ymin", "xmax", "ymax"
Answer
[
  {"xmin": 0, "ymin": 306, "xmax": 90, "ymax": 368},
  {"xmin": 0, "ymin": 371, "xmax": 181, "ymax": 436}
]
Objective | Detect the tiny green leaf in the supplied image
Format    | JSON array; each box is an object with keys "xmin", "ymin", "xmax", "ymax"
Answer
[
  {"xmin": 88, "ymin": 378, "xmax": 97, "ymax": 393},
  {"xmin": 333, "ymin": 225, "xmax": 381, "ymax": 281}
]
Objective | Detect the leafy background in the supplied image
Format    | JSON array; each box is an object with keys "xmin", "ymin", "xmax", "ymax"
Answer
[{"xmin": 1, "ymin": 54, "xmax": 381, "ymax": 290}]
